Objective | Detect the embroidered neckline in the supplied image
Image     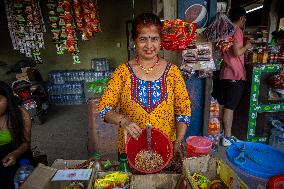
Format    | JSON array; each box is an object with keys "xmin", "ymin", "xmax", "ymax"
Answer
[{"xmin": 127, "ymin": 62, "xmax": 172, "ymax": 113}]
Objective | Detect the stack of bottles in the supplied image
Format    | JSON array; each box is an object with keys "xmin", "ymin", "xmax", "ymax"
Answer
[
  {"xmin": 91, "ymin": 58, "xmax": 110, "ymax": 71},
  {"xmin": 48, "ymin": 70, "xmax": 86, "ymax": 84},
  {"xmin": 85, "ymin": 58, "xmax": 112, "ymax": 100},
  {"xmin": 268, "ymin": 117, "xmax": 284, "ymax": 152},
  {"xmin": 47, "ymin": 58, "xmax": 112, "ymax": 105},
  {"xmin": 208, "ymin": 97, "xmax": 221, "ymax": 153},
  {"xmin": 268, "ymin": 45, "xmax": 282, "ymax": 63},
  {"xmin": 47, "ymin": 70, "xmax": 85, "ymax": 105}
]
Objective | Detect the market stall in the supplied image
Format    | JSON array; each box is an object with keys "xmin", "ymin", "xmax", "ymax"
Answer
[
  {"xmin": 2, "ymin": 0, "xmax": 284, "ymax": 189},
  {"xmin": 20, "ymin": 155, "xmax": 252, "ymax": 189},
  {"xmin": 231, "ymin": 1, "xmax": 284, "ymax": 151}
]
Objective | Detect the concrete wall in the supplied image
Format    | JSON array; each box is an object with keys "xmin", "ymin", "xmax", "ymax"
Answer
[{"xmin": 0, "ymin": 0, "xmax": 152, "ymax": 81}]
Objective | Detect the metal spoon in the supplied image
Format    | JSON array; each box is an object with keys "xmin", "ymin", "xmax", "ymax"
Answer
[{"xmin": 146, "ymin": 123, "xmax": 152, "ymax": 158}]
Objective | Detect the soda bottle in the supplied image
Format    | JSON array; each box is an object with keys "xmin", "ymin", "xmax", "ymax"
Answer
[
  {"xmin": 118, "ymin": 153, "xmax": 129, "ymax": 173},
  {"xmin": 92, "ymin": 152, "xmax": 102, "ymax": 171},
  {"xmin": 14, "ymin": 159, "xmax": 34, "ymax": 189}
]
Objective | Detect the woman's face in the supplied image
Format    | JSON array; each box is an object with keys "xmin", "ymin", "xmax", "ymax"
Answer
[
  {"xmin": 134, "ymin": 25, "xmax": 161, "ymax": 61},
  {"xmin": 0, "ymin": 95, "xmax": 8, "ymax": 116}
]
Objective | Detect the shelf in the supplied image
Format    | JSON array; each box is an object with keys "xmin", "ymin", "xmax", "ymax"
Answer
[
  {"xmin": 245, "ymin": 62, "xmax": 283, "ymax": 66},
  {"xmin": 251, "ymin": 42, "xmax": 268, "ymax": 44},
  {"xmin": 233, "ymin": 63, "xmax": 284, "ymax": 142}
]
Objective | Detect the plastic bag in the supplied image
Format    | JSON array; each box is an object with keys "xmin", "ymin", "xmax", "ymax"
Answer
[
  {"xmin": 161, "ymin": 19, "xmax": 197, "ymax": 51},
  {"xmin": 202, "ymin": 14, "xmax": 235, "ymax": 42}
]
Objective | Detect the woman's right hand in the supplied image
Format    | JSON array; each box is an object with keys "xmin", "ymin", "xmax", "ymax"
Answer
[
  {"xmin": 120, "ymin": 118, "xmax": 142, "ymax": 140},
  {"xmin": 245, "ymin": 40, "xmax": 252, "ymax": 50},
  {"xmin": 2, "ymin": 151, "xmax": 18, "ymax": 167}
]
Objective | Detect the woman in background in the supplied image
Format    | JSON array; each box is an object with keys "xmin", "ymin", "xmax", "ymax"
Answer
[{"xmin": 0, "ymin": 81, "xmax": 32, "ymax": 189}]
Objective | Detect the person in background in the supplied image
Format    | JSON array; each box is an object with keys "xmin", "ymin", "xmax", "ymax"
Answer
[
  {"xmin": 217, "ymin": 7, "xmax": 252, "ymax": 146},
  {"xmin": 98, "ymin": 13, "xmax": 191, "ymax": 160},
  {"xmin": 0, "ymin": 81, "xmax": 32, "ymax": 189},
  {"xmin": 271, "ymin": 29, "xmax": 284, "ymax": 44}
]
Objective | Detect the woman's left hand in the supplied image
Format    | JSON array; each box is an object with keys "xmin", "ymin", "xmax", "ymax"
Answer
[{"xmin": 2, "ymin": 152, "xmax": 18, "ymax": 167}]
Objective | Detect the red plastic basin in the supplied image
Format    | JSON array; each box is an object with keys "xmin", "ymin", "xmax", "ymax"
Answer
[
  {"xmin": 186, "ymin": 136, "xmax": 212, "ymax": 157},
  {"xmin": 125, "ymin": 128, "xmax": 173, "ymax": 174}
]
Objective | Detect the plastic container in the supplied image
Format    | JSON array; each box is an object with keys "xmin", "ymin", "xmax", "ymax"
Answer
[
  {"xmin": 14, "ymin": 159, "xmax": 34, "ymax": 189},
  {"xmin": 226, "ymin": 157, "xmax": 268, "ymax": 189},
  {"xmin": 226, "ymin": 142, "xmax": 284, "ymax": 188},
  {"xmin": 186, "ymin": 136, "xmax": 212, "ymax": 157},
  {"xmin": 267, "ymin": 174, "xmax": 284, "ymax": 189},
  {"xmin": 226, "ymin": 141, "xmax": 284, "ymax": 178},
  {"xmin": 125, "ymin": 128, "xmax": 172, "ymax": 174}
]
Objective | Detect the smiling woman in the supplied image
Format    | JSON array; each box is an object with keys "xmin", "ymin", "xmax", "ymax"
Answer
[{"xmin": 98, "ymin": 13, "xmax": 192, "ymax": 168}]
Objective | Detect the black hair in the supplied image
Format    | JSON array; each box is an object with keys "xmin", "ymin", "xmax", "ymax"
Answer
[
  {"xmin": 131, "ymin": 13, "xmax": 162, "ymax": 40},
  {"xmin": 229, "ymin": 7, "xmax": 246, "ymax": 22},
  {"xmin": 14, "ymin": 59, "xmax": 36, "ymax": 73},
  {"xmin": 272, "ymin": 30, "xmax": 284, "ymax": 40},
  {"xmin": 0, "ymin": 81, "xmax": 24, "ymax": 148}
]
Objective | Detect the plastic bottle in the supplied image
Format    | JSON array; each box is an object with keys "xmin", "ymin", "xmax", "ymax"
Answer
[
  {"xmin": 92, "ymin": 152, "xmax": 102, "ymax": 171},
  {"xmin": 272, "ymin": 120, "xmax": 284, "ymax": 132},
  {"xmin": 118, "ymin": 153, "xmax": 130, "ymax": 173},
  {"xmin": 269, "ymin": 118, "xmax": 284, "ymax": 132},
  {"xmin": 209, "ymin": 134, "xmax": 220, "ymax": 155},
  {"xmin": 14, "ymin": 159, "xmax": 34, "ymax": 189}
]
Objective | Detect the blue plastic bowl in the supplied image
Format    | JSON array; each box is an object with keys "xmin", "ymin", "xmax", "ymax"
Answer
[{"xmin": 226, "ymin": 142, "xmax": 284, "ymax": 179}]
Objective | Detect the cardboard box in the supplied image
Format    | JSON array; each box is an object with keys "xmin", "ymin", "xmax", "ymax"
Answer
[
  {"xmin": 87, "ymin": 99, "xmax": 118, "ymax": 161},
  {"xmin": 21, "ymin": 159, "xmax": 94, "ymax": 189},
  {"xmin": 129, "ymin": 174, "xmax": 182, "ymax": 189},
  {"xmin": 183, "ymin": 155, "xmax": 248, "ymax": 189}
]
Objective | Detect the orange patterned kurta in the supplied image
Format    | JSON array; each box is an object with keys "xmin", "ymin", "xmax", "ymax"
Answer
[{"xmin": 98, "ymin": 62, "xmax": 191, "ymax": 153}]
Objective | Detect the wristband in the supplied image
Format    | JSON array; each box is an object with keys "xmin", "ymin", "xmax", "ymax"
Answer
[{"xmin": 174, "ymin": 140, "xmax": 182, "ymax": 145}]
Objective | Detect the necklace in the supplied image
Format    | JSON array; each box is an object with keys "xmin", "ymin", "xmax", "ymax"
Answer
[{"xmin": 136, "ymin": 56, "xmax": 160, "ymax": 74}]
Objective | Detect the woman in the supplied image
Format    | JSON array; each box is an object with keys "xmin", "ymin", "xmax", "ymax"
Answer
[
  {"xmin": 0, "ymin": 81, "xmax": 32, "ymax": 189},
  {"xmin": 98, "ymin": 13, "xmax": 191, "ymax": 157}
]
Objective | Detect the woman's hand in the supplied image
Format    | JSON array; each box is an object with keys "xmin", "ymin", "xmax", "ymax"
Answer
[
  {"xmin": 173, "ymin": 141, "xmax": 184, "ymax": 159},
  {"xmin": 120, "ymin": 118, "xmax": 142, "ymax": 140},
  {"xmin": 245, "ymin": 40, "xmax": 252, "ymax": 50},
  {"xmin": 2, "ymin": 151, "xmax": 19, "ymax": 167},
  {"xmin": 169, "ymin": 141, "xmax": 184, "ymax": 173}
]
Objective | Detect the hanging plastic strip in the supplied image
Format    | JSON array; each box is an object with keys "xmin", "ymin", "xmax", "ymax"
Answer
[
  {"xmin": 46, "ymin": 0, "xmax": 102, "ymax": 64},
  {"xmin": 4, "ymin": 0, "xmax": 46, "ymax": 63}
]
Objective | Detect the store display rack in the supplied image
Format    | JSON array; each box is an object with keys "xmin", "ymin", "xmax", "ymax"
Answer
[
  {"xmin": 247, "ymin": 63, "xmax": 284, "ymax": 142},
  {"xmin": 233, "ymin": 63, "xmax": 284, "ymax": 143}
]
